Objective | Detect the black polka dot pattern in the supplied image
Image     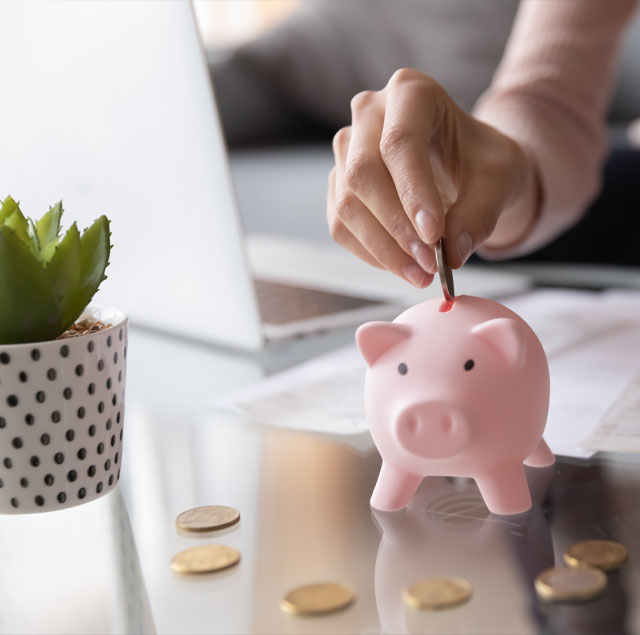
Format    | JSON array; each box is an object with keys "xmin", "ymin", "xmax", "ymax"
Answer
[{"xmin": 0, "ymin": 314, "xmax": 126, "ymax": 513}]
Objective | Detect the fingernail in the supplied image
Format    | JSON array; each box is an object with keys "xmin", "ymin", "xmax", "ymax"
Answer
[
  {"xmin": 403, "ymin": 263, "xmax": 428, "ymax": 287},
  {"xmin": 415, "ymin": 209, "xmax": 439, "ymax": 243},
  {"xmin": 411, "ymin": 241, "xmax": 437, "ymax": 274},
  {"xmin": 455, "ymin": 232, "xmax": 473, "ymax": 265}
]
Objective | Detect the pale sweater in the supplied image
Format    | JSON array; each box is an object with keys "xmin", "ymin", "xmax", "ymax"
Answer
[{"xmin": 474, "ymin": 0, "xmax": 638, "ymax": 258}]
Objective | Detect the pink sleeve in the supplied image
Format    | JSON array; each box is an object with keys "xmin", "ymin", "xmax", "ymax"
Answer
[{"xmin": 473, "ymin": 0, "xmax": 637, "ymax": 258}]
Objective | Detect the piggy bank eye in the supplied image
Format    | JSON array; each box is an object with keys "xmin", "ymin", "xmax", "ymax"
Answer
[
  {"xmin": 464, "ymin": 359, "xmax": 475, "ymax": 371},
  {"xmin": 397, "ymin": 363, "xmax": 408, "ymax": 375}
]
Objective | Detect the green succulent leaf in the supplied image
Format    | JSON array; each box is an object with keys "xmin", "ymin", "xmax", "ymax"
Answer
[
  {"xmin": 0, "ymin": 225, "xmax": 60, "ymax": 344},
  {"xmin": 46, "ymin": 222, "xmax": 81, "ymax": 328},
  {"xmin": 39, "ymin": 237, "xmax": 60, "ymax": 264},
  {"xmin": 47, "ymin": 215, "xmax": 111, "ymax": 332},
  {"xmin": 28, "ymin": 217, "xmax": 41, "ymax": 252},
  {"xmin": 5, "ymin": 209, "xmax": 31, "ymax": 244},
  {"xmin": 75, "ymin": 215, "xmax": 111, "ymax": 306},
  {"xmin": 4, "ymin": 209, "xmax": 40, "ymax": 259},
  {"xmin": 0, "ymin": 196, "xmax": 112, "ymax": 344},
  {"xmin": 0, "ymin": 195, "xmax": 20, "ymax": 225},
  {"xmin": 36, "ymin": 201, "xmax": 62, "ymax": 253}
]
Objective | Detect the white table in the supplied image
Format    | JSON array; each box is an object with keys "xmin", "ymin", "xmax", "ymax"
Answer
[{"xmin": 2, "ymin": 284, "xmax": 640, "ymax": 634}]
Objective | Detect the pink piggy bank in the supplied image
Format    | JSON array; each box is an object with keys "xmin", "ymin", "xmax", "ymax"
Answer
[{"xmin": 356, "ymin": 295, "xmax": 555, "ymax": 516}]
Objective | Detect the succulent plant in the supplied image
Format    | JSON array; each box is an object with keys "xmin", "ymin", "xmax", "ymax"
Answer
[{"xmin": 0, "ymin": 195, "xmax": 111, "ymax": 344}]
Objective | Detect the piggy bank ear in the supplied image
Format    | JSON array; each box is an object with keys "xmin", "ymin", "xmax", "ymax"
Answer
[
  {"xmin": 356, "ymin": 321, "xmax": 412, "ymax": 367},
  {"xmin": 471, "ymin": 318, "xmax": 526, "ymax": 369}
]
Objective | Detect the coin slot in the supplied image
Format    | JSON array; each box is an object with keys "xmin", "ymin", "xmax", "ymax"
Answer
[{"xmin": 439, "ymin": 299, "xmax": 455, "ymax": 313}]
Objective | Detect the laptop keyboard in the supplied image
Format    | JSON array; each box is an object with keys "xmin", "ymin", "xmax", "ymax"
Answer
[{"xmin": 254, "ymin": 279, "xmax": 383, "ymax": 325}]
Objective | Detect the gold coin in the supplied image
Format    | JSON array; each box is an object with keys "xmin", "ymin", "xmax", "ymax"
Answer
[
  {"xmin": 175, "ymin": 505, "xmax": 240, "ymax": 532},
  {"xmin": 170, "ymin": 545, "xmax": 240, "ymax": 574},
  {"xmin": 280, "ymin": 583, "xmax": 354, "ymax": 616},
  {"xmin": 404, "ymin": 577, "xmax": 472, "ymax": 610},
  {"xmin": 535, "ymin": 566, "xmax": 606, "ymax": 602},
  {"xmin": 564, "ymin": 539, "xmax": 628, "ymax": 572}
]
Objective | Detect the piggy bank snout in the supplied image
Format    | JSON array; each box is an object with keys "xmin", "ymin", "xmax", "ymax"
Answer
[{"xmin": 395, "ymin": 401, "xmax": 470, "ymax": 459}]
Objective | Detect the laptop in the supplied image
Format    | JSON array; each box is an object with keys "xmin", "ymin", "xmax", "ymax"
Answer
[{"xmin": 0, "ymin": 1, "xmax": 527, "ymax": 350}]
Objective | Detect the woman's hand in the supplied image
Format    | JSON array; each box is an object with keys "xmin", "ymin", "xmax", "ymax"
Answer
[{"xmin": 327, "ymin": 68, "xmax": 538, "ymax": 287}]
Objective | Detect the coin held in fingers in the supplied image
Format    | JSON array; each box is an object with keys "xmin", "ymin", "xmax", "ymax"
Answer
[
  {"xmin": 176, "ymin": 505, "xmax": 240, "ymax": 532},
  {"xmin": 435, "ymin": 238, "xmax": 455, "ymax": 302}
]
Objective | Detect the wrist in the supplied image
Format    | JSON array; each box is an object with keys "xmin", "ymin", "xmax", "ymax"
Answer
[{"xmin": 483, "ymin": 139, "xmax": 541, "ymax": 252}]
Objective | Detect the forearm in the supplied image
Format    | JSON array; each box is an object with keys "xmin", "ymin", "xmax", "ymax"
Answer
[{"xmin": 473, "ymin": 0, "xmax": 637, "ymax": 258}]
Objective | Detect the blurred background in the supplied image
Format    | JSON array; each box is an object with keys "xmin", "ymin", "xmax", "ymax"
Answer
[
  {"xmin": 194, "ymin": 0, "xmax": 640, "ymax": 268},
  {"xmin": 194, "ymin": 0, "xmax": 298, "ymax": 49}
]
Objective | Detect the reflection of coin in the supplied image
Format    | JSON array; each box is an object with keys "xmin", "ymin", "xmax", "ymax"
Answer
[
  {"xmin": 176, "ymin": 506, "xmax": 240, "ymax": 532},
  {"xmin": 564, "ymin": 540, "xmax": 628, "ymax": 572},
  {"xmin": 404, "ymin": 577, "xmax": 472, "ymax": 610},
  {"xmin": 280, "ymin": 583, "xmax": 354, "ymax": 616},
  {"xmin": 535, "ymin": 566, "xmax": 606, "ymax": 602},
  {"xmin": 170, "ymin": 545, "xmax": 240, "ymax": 574},
  {"xmin": 435, "ymin": 238, "xmax": 455, "ymax": 302}
]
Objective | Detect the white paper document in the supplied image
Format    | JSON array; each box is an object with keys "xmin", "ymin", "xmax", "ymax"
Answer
[
  {"xmin": 215, "ymin": 346, "xmax": 368, "ymax": 436},
  {"xmin": 213, "ymin": 289, "xmax": 640, "ymax": 459},
  {"xmin": 581, "ymin": 372, "xmax": 640, "ymax": 452},
  {"xmin": 504, "ymin": 289, "xmax": 640, "ymax": 457}
]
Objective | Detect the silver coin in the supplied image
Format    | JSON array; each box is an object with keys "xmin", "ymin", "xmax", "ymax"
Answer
[{"xmin": 435, "ymin": 238, "xmax": 455, "ymax": 301}]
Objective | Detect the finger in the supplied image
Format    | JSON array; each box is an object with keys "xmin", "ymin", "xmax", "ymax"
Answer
[
  {"xmin": 379, "ymin": 69, "xmax": 448, "ymax": 245},
  {"xmin": 327, "ymin": 167, "xmax": 382, "ymax": 269},
  {"xmin": 444, "ymin": 176, "xmax": 506, "ymax": 268},
  {"xmin": 345, "ymin": 90, "xmax": 437, "ymax": 274},
  {"xmin": 332, "ymin": 125, "xmax": 352, "ymax": 163},
  {"xmin": 333, "ymin": 134, "xmax": 433, "ymax": 288},
  {"xmin": 335, "ymin": 190, "xmax": 433, "ymax": 287},
  {"xmin": 335, "ymin": 126, "xmax": 432, "ymax": 286}
]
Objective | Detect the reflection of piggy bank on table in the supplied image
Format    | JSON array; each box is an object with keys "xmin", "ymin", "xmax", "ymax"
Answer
[
  {"xmin": 372, "ymin": 477, "xmax": 555, "ymax": 635},
  {"xmin": 356, "ymin": 295, "xmax": 555, "ymax": 515}
]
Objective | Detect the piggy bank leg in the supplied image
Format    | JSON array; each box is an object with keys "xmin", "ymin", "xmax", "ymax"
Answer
[
  {"xmin": 370, "ymin": 463, "xmax": 422, "ymax": 512},
  {"xmin": 524, "ymin": 438, "xmax": 555, "ymax": 468},
  {"xmin": 475, "ymin": 464, "xmax": 532, "ymax": 515}
]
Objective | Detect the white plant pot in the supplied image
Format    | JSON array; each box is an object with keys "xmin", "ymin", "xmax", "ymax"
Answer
[{"xmin": 0, "ymin": 305, "xmax": 127, "ymax": 514}]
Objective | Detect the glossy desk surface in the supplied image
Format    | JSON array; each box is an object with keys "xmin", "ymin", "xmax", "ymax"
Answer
[{"xmin": 1, "ymin": 315, "xmax": 639, "ymax": 635}]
